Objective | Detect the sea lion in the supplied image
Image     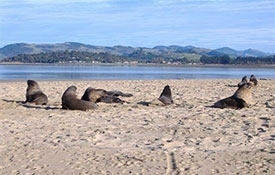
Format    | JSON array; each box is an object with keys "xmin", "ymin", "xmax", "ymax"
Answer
[
  {"xmin": 81, "ymin": 87, "xmax": 107, "ymax": 103},
  {"xmin": 81, "ymin": 87, "xmax": 132, "ymax": 104},
  {"xmin": 62, "ymin": 86, "xmax": 97, "ymax": 111},
  {"xmin": 138, "ymin": 85, "xmax": 173, "ymax": 106},
  {"xmin": 25, "ymin": 80, "xmax": 48, "ymax": 105},
  {"xmin": 213, "ymin": 82, "xmax": 254, "ymax": 109},
  {"xmin": 249, "ymin": 74, "xmax": 258, "ymax": 86}
]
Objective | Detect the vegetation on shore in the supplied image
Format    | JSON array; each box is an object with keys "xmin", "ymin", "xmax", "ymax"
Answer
[{"xmin": 1, "ymin": 50, "xmax": 275, "ymax": 65}]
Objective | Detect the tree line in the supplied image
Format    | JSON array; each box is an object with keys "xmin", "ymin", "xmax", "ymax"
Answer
[
  {"xmin": 1, "ymin": 50, "xmax": 189, "ymax": 64},
  {"xmin": 1, "ymin": 50, "xmax": 275, "ymax": 64},
  {"xmin": 200, "ymin": 55, "xmax": 275, "ymax": 64},
  {"xmin": 1, "ymin": 50, "xmax": 127, "ymax": 63}
]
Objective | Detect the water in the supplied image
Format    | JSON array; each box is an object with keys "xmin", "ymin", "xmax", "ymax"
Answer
[{"xmin": 0, "ymin": 64, "xmax": 274, "ymax": 81}]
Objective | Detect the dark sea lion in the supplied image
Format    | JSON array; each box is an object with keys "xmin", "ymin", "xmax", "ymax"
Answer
[
  {"xmin": 213, "ymin": 96, "xmax": 249, "ymax": 109},
  {"xmin": 25, "ymin": 80, "xmax": 48, "ymax": 105},
  {"xmin": 158, "ymin": 85, "xmax": 173, "ymax": 105},
  {"xmin": 81, "ymin": 87, "xmax": 132, "ymax": 104},
  {"xmin": 249, "ymin": 74, "xmax": 258, "ymax": 86},
  {"xmin": 62, "ymin": 86, "xmax": 97, "ymax": 111},
  {"xmin": 213, "ymin": 82, "xmax": 253, "ymax": 109}
]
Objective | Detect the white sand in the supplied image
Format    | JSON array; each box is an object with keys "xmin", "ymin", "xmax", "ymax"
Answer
[{"xmin": 0, "ymin": 79, "xmax": 275, "ymax": 174}]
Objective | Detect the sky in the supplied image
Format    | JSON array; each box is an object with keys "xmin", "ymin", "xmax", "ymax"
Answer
[{"xmin": 0, "ymin": 0, "xmax": 274, "ymax": 53}]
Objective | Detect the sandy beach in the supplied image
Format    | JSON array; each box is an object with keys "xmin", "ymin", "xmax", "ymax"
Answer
[{"xmin": 0, "ymin": 79, "xmax": 274, "ymax": 174}]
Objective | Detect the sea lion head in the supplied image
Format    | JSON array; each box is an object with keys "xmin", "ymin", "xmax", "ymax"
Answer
[
  {"xmin": 249, "ymin": 74, "xmax": 258, "ymax": 86},
  {"xmin": 26, "ymin": 80, "xmax": 41, "ymax": 93}
]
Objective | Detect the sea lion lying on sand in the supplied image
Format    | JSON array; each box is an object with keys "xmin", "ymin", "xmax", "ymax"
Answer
[
  {"xmin": 81, "ymin": 87, "xmax": 107, "ymax": 103},
  {"xmin": 24, "ymin": 80, "xmax": 48, "ymax": 105},
  {"xmin": 81, "ymin": 87, "xmax": 133, "ymax": 104},
  {"xmin": 62, "ymin": 86, "xmax": 97, "ymax": 111},
  {"xmin": 213, "ymin": 82, "xmax": 255, "ymax": 109},
  {"xmin": 138, "ymin": 85, "xmax": 173, "ymax": 106}
]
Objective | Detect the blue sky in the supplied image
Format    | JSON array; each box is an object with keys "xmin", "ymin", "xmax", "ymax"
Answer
[{"xmin": 0, "ymin": 0, "xmax": 274, "ymax": 53}]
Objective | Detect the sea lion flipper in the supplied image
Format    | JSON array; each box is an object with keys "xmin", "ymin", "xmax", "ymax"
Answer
[
  {"xmin": 158, "ymin": 85, "xmax": 173, "ymax": 105},
  {"xmin": 237, "ymin": 76, "xmax": 248, "ymax": 87}
]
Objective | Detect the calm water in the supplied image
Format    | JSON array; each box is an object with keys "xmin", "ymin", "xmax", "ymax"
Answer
[{"xmin": 0, "ymin": 64, "xmax": 274, "ymax": 81}]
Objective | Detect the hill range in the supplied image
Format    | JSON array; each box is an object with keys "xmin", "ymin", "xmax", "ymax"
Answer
[{"xmin": 0, "ymin": 42, "xmax": 272, "ymax": 61}]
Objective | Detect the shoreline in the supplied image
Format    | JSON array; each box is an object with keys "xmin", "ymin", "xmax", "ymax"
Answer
[
  {"xmin": 1, "ymin": 78, "xmax": 275, "ymax": 83},
  {"xmin": 1, "ymin": 62, "xmax": 275, "ymax": 68}
]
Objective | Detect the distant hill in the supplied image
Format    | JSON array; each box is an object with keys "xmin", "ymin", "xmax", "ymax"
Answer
[
  {"xmin": 0, "ymin": 42, "xmax": 272, "ymax": 60},
  {"xmin": 208, "ymin": 47, "xmax": 270, "ymax": 57},
  {"xmin": 153, "ymin": 45, "xmax": 211, "ymax": 55},
  {"xmin": 0, "ymin": 42, "xmax": 138, "ymax": 59}
]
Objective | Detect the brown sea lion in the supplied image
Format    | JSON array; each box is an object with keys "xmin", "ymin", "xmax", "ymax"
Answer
[
  {"xmin": 62, "ymin": 86, "xmax": 97, "ymax": 111},
  {"xmin": 138, "ymin": 85, "xmax": 173, "ymax": 106},
  {"xmin": 213, "ymin": 82, "xmax": 254, "ymax": 109},
  {"xmin": 81, "ymin": 87, "xmax": 132, "ymax": 104},
  {"xmin": 24, "ymin": 80, "xmax": 48, "ymax": 105},
  {"xmin": 249, "ymin": 74, "xmax": 258, "ymax": 86}
]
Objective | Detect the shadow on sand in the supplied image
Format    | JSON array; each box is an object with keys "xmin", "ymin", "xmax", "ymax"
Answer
[{"xmin": 2, "ymin": 99, "xmax": 61, "ymax": 110}]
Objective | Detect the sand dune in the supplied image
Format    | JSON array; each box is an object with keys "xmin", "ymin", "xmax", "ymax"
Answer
[{"xmin": 0, "ymin": 79, "xmax": 274, "ymax": 174}]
